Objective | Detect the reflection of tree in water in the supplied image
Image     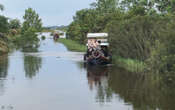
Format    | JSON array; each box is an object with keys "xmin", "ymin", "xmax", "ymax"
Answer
[
  {"xmin": 24, "ymin": 55, "xmax": 42, "ymax": 79},
  {"xmin": 86, "ymin": 66, "xmax": 113, "ymax": 103},
  {"xmin": 22, "ymin": 45, "xmax": 40, "ymax": 52},
  {"xmin": 0, "ymin": 55, "xmax": 9, "ymax": 96},
  {"xmin": 107, "ymin": 68, "xmax": 175, "ymax": 110},
  {"xmin": 23, "ymin": 45, "xmax": 42, "ymax": 79},
  {"xmin": 86, "ymin": 65, "xmax": 175, "ymax": 110},
  {"xmin": 0, "ymin": 55, "xmax": 8, "ymax": 78}
]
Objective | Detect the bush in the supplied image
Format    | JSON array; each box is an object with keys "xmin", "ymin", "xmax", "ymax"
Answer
[
  {"xmin": 0, "ymin": 15, "xmax": 9, "ymax": 33},
  {"xmin": 106, "ymin": 15, "xmax": 175, "ymax": 73},
  {"xmin": 41, "ymin": 35, "xmax": 46, "ymax": 40}
]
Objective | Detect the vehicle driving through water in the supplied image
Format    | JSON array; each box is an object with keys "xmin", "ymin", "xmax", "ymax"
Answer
[{"xmin": 84, "ymin": 33, "xmax": 112, "ymax": 65}]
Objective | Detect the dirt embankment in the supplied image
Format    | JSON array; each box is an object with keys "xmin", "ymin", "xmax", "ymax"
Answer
[{"xmin": 0, "ymin": 33, "xmax": 8, "ymax": 54}]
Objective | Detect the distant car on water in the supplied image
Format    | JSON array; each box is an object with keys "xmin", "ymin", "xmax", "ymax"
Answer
[
  {"xmin": 52, "ymin": 30, "xmax": 65, "ymax": 40},
  {"xmin": 84, "ymin": 33, "xmax": 112, "ymax": 65},
  {"xmin": 53, "ymin": 32, "xmax": 59, "ymax": 40}
]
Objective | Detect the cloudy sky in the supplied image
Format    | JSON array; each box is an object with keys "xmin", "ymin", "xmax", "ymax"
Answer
[{"xmin": 1, "ymin": 0, "xmax": 95, "ymax": 26}]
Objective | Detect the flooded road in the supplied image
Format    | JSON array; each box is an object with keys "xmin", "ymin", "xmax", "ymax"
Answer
[{"xmin": 0, "ymin": 33, "xmax": 175, "ymax": 110}]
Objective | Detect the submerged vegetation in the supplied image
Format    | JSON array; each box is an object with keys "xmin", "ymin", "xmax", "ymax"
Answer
[{"xmin": 67, "ymin": 0, "xmax": 175, "ymax": 74}]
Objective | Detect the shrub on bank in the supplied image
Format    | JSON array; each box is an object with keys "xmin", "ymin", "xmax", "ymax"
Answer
[
  {"xmin": 107, "ymin": 15, "xmax": 175, "ymax": 73},
  {"xmin": 67, "ymin": 11, "xmax": 175, "ymax": 73},
  {"xmin": 41, "ymin": 35, "xmax": 46, "ymax": 40}
]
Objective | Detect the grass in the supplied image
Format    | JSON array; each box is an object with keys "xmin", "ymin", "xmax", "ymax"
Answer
[
  {"xmin": 112, "ymin": 56, "xmax": 145, "ymax": 73},
  {"xmin": 57, "ymin": 38, "xmax": 86, "ymax": 52}
]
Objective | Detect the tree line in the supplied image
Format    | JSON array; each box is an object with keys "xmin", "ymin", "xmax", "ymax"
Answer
[
  {"xmin": 0, "ymin": 4, "xmax": 42, "ymax": 53},
  {"xmin": 67, "ymin": 0, "xmax": 175, "ymax": 74}
]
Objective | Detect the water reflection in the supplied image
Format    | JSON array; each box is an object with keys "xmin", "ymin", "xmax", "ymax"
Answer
[
  {"xmin": 108, "ymin": 68, "xmax": 175, "ymax": 110},
  {"xmin": 0, "ymin": 55, "xmax": 8, "ymax": 78},
  {"xmin": 0, "ymin": 35, "xmax": 174, "ymax": 110},
  {"xmin": 84, "ymin": 65, "xmax": 175, "ymax": 110},
  {"xmin": 0, "ymin": 54, "xmax": 9, "ymax": 96},
  {"xmin": 24, "ymin": 55, "xmax": 42, "ymax": 79},
  {"xmin": 86, "ymin": 66, "xmax": 113, "ymax": 103},
  {"xmin": 23, "ymin": 46, "xmax": 42, "ymax": 79},
  {"xmin": 22, "ymin": 45, "xmax": 40, "ymax": 52}
]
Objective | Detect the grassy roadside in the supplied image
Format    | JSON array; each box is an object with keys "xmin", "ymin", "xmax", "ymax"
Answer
[
  {"xmin": 58, "ymin": 38, "xmax": 145, "ymax": 72},
  {"xmin": 57, "ymin": 38, "xmax": 86, "ymax": 52}
]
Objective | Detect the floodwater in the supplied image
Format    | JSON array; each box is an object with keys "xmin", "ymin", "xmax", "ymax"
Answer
[{"xmin": 0, "ymin": 33, "xmax": 175, "ymax": 110}]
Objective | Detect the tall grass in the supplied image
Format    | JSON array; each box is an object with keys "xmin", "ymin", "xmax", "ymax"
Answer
[
  {"xmin": 113, "ymin": 56, "xmax": 145, "ymax": 73},
  {"xmin": 57, "ymin": 38, "xmax": 86, "ymax": 52}
]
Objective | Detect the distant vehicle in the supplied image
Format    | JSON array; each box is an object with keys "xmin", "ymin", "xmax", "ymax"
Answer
[
  {"xmin": 52, "ymin": 30, "xmax": 65, "ymax": 40},
  {"xmin": 84, "ymin": 33, "xmax": 112, "ymax": 65},
  {"xmin": 52, "ymin": 30, "xmax": 60, "ymax": 40},
  {"xmin": 53, "ymin": 32, "xmax": 59, "ymax": 40}
]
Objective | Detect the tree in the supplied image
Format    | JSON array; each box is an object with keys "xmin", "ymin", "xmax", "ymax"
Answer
[
  {"xmin": 0, "ymin": 15, "xmax": 9, "ymax": 33},
  {"xmin": 91, "ymin": 0, "xmax": 118, "ymax": 13},
  {"xmin": 0, "ymin": 4, "xmax": 4, "ymax": 11},
  {"xmin": 155, "ymin": 0, "xmax": 175, "ymax": 13},
  {"xmin": 22, "ymin": 8, "xmax": 42, "ymax": 33},
  {"xmin": 67, "ymin": 0, "xmax": 121, "ymax": 44},
  {"xmin": 121, "ymin": 0, "xmax": 175, "ymax": 14},
  {"xmin": 9, "ymin": 19, "xmax": 21, "ymax": 29},
  {"xmin": 121, "ymin": 0, "xmax": 156, "ymax": 13},
  {"xmin": 20, "ymin": 8, "xmax": 42, "ymax": 48}
]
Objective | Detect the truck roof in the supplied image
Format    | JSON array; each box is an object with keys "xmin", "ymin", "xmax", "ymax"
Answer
[{"xmin": 87, "ymin": 33, "xmax": 108, "ymax": 38}]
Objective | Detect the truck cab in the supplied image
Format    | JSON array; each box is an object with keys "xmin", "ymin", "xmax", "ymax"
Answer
[{"xmin": 84, "ymin": 33, "xmax": 112, "ymax": 65}]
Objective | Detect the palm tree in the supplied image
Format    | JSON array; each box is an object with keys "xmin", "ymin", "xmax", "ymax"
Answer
[{"xmin": 0, "ymin": 4, "xmax": 4, "ymax": 11}]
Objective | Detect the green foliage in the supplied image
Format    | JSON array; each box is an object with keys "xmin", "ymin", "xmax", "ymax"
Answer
[
  {"xmin": 18, "ymin": 8, "xmax": 43, "ymax": 48},
  {"xmin": 9, "ymin": 19, "xmax": 21, "ymax": 29},
  {"xmin": 22, "ymin": 8, "xmax": 42, "ymax": 34},
  {"xmin": 67, "ymin": 8, "xmax": 120, "ymax": 44},
  {"xmin": 121, "ymin": 0, "xmax": 175, "ymax": 14},
  {"xmin": 107, "ymin": 15, "xmax": 175, "ymax": 73},
  {"xmin": 20, "ymin": 27, "xmax": 39, "ymax": 48},
  {"xmin": 58, "ymin": 38, "xmax": 86, "ymax": 52},
  {"xmin": 67, "ymin": 9, "xmax": 95, "ymax": 43},
  {"xmin": 155, "ymin": 0, "xmax": 175, "ymax": 13},
  {"xmin": 0, "ymin": 15, "xmax": 9, "ymax": 53},
  {"xmin": 67, "ymin": 0, "xmax": 175, "ymax": 74},
  {"xmin": 41, "ymin": 35, "xmax": 46, "ymax": 40},
  {"xmin": 145, "ymin": 16, "xmax": 175, "ymax": 73},
  {"xmin": 107, "ymin": 15, "xmax": 158, "ymax": 61},
  {"xmin": 91, "ymin": 0, "xmax": 118, "ymax": 13},
  {"xmin": 121, "ymin": 0, "xmax": 155, "ymax": 11},
  {"xmin": 112, "ymin": 56, "xmax": 145, "ymax": 72},
  {"xmin": 0, "ymin": 15, "xmax": 9, "ymax": 33}
]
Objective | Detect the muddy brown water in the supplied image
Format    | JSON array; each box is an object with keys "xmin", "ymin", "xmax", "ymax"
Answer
[{"xmin": 0, "ymin": 33, "xmax": 174, "ymax": 110}]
